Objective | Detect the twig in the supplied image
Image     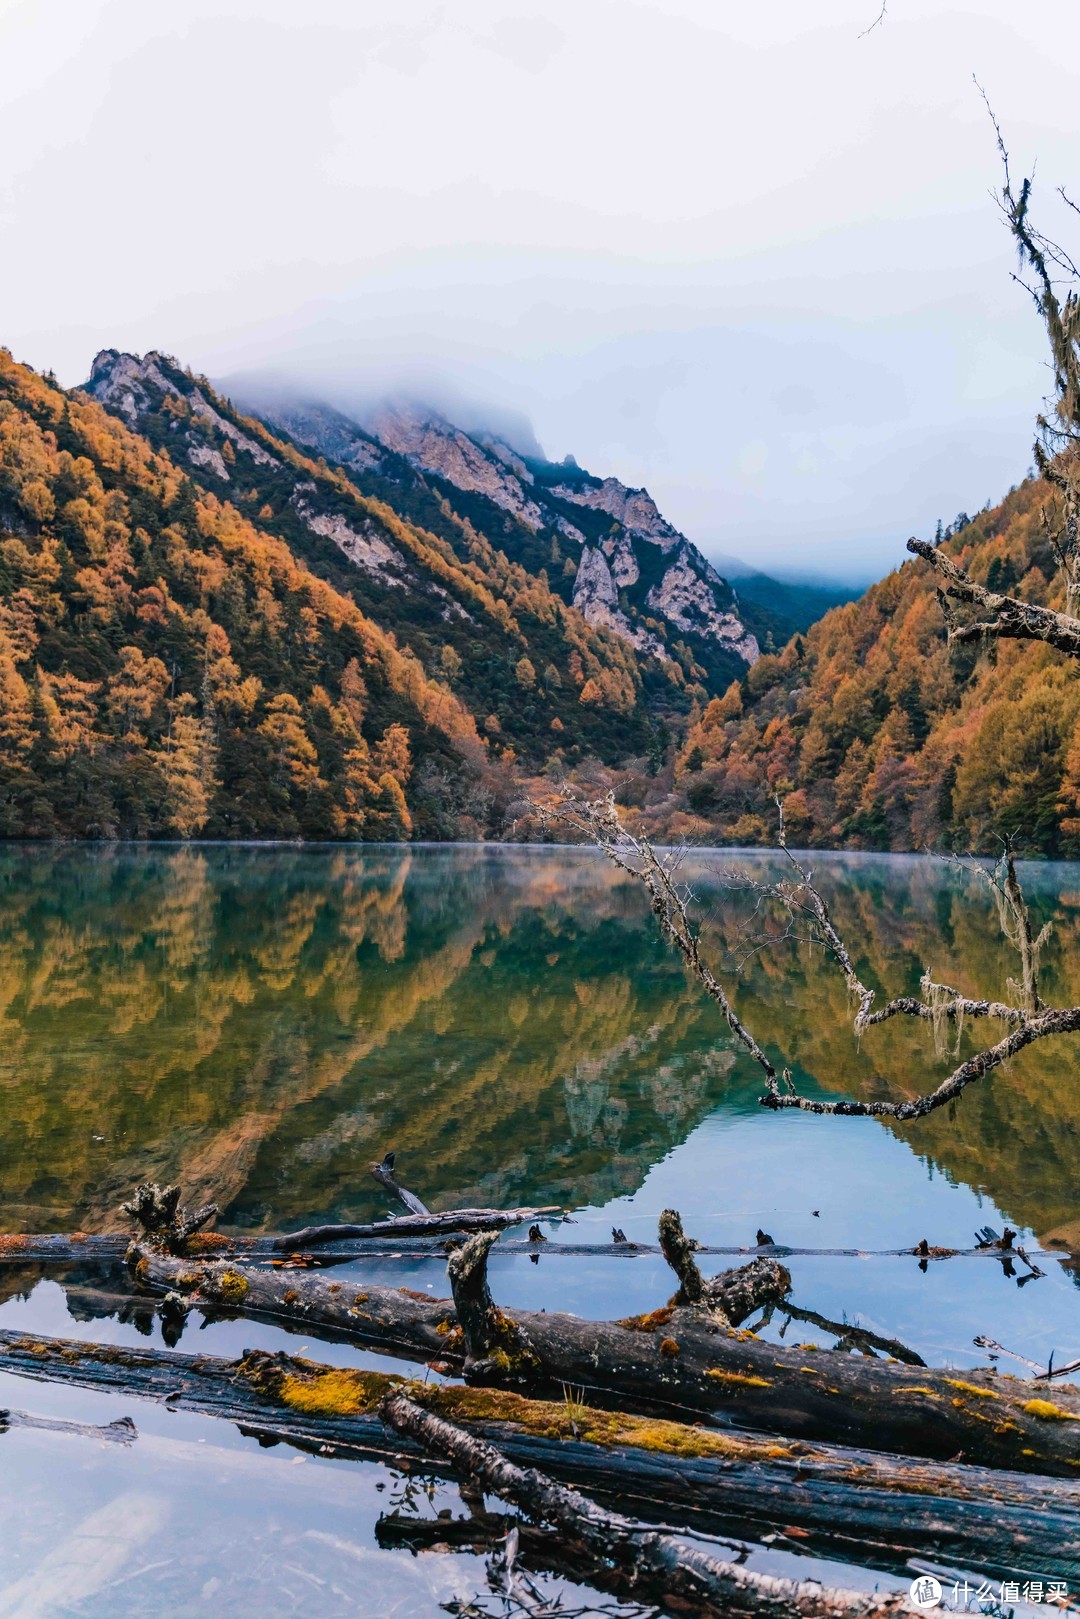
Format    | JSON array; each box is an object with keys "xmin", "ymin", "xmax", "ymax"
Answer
[{"xmin": 858, "ymin": 1, "xmax": 887, "ymax": 38}]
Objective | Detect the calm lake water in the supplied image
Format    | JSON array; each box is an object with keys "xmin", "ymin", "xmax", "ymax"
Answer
[{"xmin": 1, "ymin": 843, "xmax": 1078, "ymax": 1615}]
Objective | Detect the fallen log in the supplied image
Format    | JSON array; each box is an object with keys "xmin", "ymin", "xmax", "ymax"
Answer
[
  {"xmin": 2, "ymin": 1329, "xmax": 1074, "ymax": 1581},
  {"xmin": 0, "ymin": 1219, "xmax": 562, "ymax": 1269},
  {"xmin": 378, "ymin": 1390, "xmax": 914, "ymax": 1618},
  {"xmin": 131, "ymin": 1228, "xmax": 1080, "ymax": 1475},
  {"xmin": 270, "ymin": 1206, "xmax": 563, "ymax": 1249},
  {"xmin": 444, "ymin": 1227, "xmax": 1080, "ymax": 1475},
  {"xmin": 130, "ymin": 1235, "xmax": 787, "ymax": 1372},
  {"xmin": 2, "ymin": 1231, "xmax": 1072, "ymax": 1266}
]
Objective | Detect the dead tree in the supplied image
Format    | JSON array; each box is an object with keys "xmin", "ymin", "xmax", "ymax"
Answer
[
  {"xmin": 908, "ymin": 110, "xmax": 1080, "ymax": 658},
  {"xmin": 543, "ymin": 794, "xmax": 1080, "ymax": 1120},
  {"xmin": 5, "ymin": 1327, "xmax": 1075, "ymax": 1581},
  {"xmin": 129, "ymin": 1220, "xmax": 1080, "ymax": 1474},
  {"xmin": 540, "ymin": 142, "xmax": 1080, "ymax": 1125}
]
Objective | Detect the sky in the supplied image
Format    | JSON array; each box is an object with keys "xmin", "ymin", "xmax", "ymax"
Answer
[{"xmin": 3, "ymin": 1, "xmax": 1080, "ymax": 583}]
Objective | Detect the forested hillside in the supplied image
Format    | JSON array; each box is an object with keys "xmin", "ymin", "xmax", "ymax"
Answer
[
  {"xmin": 1, "ymin": 347, "xmax": 740, "ymax": 840},
  {"xmin": 9, "ymin": 340, "xmax": 1070, "ymax": 854},
  {"xmin": 663, "ymin": 478, "xmax": 1080, "ymax": 855},
  {"xmin": 0, "ymin": 351, "xmax": 492, "ymax": 838},
  {"xmin": 84, "ymin": 352, "xmax": 667, "ymax": 768}
]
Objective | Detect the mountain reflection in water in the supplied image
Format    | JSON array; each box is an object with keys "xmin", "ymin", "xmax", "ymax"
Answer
[{"xmin": 1, "ymin": 843, "xmax": 1078, "ymax": 1250}]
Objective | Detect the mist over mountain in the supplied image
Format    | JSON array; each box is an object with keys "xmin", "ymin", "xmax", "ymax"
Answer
[
  {"xmin": 219, "ymin": 368, "xmax": 547, "ymax": 463},
  {"xmin": 224, "ymin": 371, "xmax": 848, "ymax": 649}
]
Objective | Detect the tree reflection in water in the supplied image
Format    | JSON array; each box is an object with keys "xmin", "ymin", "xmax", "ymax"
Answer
[{"xmin": 1, "ymin": 844, "xmax": 1078, "ymax": 1252}]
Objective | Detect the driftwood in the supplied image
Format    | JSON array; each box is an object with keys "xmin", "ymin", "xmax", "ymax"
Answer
[
  {"xmin": 3, "ymin": 1329, "xmax": 1075, "ymax": 1581},
  {"xmin": 270, "ymin": 1207, "xmax": 563, "ymax": 1250},
  {"xmin": 378, "ymin": 1390, "xmax": 915, "ymax": 1618},
  {"xmin": 129, "ymin": 1222, "xmax": 1080, "ymax": 1475}
]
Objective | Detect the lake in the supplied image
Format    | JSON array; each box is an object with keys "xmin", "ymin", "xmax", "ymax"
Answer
[{"xmin": 1, "ymin": 842, "xmax": 1078, "ymax": 1615}]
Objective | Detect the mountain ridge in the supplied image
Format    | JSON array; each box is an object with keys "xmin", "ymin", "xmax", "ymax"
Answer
[{"xmin": 223, "ymin": 376, "xmax": 765, "ymax": 678}]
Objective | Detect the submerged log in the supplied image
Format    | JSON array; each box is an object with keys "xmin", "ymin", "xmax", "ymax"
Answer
[
  {"xmin": 130, "ymin": 1236, "xmax": 1080, "ymax": 1475},
  {"xmin": 0, "ymin": 1214, "xmax": 563, "ymax": 1269},
  {"xmin": 2, "ymin": 1329, "xmax": 1075, "ymax": 1581},
  {"xmin": 271, "ymin": 1206, "xmax": 562, "ymax": 1249},
  {"xmin": 2, "ymin": 1230, "xmax": 1073, "ymax": 1266},
  {"xmin": 378, "ymin": 1390, "xmax": 915, "ymax": 1618}
]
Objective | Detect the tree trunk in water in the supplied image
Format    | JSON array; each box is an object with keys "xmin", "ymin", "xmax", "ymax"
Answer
[
  {"xmin": 129, "ymin": 1243, "xmax": 1080, "ymax": 1475},
  {"xmin": 3, "ymin": 1328, "xmax": 1074, "ymax": 1581},
  {"xmin": 378, "ymin": 1390, "xmax": 916, "ymax": 1618}
]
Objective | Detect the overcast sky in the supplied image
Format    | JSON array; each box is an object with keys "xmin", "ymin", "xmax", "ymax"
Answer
[{"xmin": 3, "ymin": 1, "xmax": 1080, "ymax": 582}]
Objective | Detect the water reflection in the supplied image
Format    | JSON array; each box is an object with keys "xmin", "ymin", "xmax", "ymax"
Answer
[{"xmin": 1, "ymin": 844, "xmax": 1078, "ymax": 1249}]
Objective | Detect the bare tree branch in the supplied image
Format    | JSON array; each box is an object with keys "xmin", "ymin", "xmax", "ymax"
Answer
[
  {"xmin": 540, "ymin": 794, "xmax": 1080, "ymax": 1122},
  {"xmin": 538, "ymin": 794, "xmax": 779, "ymax": 1088},
  {"xmin": 908, "ymin": 88, "xmax": 1080, "ymax": 650},
  {"xmin": 858, "ymin": 1, "xmax": 887, "ymax": 38}
]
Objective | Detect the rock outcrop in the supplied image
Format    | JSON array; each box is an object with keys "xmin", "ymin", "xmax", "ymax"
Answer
[
  {"xmin": 572, "ymin": 547, "xmax": 666, "ymax": 660},
  {"xmin": 646, "ymin": 549, "xmax": 759, "ymax": 664},
  {"xmin": 367, "ymin": 400, "xmax": 548, "ymax": 530},
  {"xmin": 551, "ymin": 475, "xmax": 683, "ymax": 553},
  {"xmin": 232, "ymin": 385, "xmax": 760, "ymax": 677}
]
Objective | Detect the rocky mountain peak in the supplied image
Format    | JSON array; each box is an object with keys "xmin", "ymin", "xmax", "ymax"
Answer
[
  {"xmin": 83, "ymin": 352, "xmax": 760, "ymax": 685},
  {"xmin": 363, "ymin": 398, "xmax": 548, "ymax": 529}
]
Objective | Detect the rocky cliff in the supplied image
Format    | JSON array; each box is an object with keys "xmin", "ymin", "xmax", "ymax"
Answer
[{"xmin": 227, "ymin": 384, "xmax": 761, "ymax": 684}]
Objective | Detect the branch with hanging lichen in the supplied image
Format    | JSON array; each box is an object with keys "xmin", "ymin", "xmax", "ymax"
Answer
[{"xmin": 539, "ymin": 793, "xmax": 1080, "ymax": 1122}]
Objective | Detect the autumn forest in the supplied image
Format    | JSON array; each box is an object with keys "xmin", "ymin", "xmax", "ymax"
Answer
[{"xmin": 0, "ymin": 339, "xmax": 1076, "ymax": 853}]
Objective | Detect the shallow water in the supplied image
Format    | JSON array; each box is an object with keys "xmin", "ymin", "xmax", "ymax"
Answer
[{"xmin": 0, "ymin": 843, "xmax": 1077, "ymax": 1615}]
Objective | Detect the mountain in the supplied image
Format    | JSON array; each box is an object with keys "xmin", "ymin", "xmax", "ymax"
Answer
[
  {"xmin": 223, "ymin": 380, "xmax": 766, "ymax": 683},
  {"xmin": 0, "ymin": 343, "xmax": 776, "ymax": 842},
  {"xmin": 652, "ymin": 476, "xmax": 1080, "ymax": 856}
]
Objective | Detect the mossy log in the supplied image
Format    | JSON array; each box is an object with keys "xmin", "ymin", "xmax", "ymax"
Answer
[
  {"xmin": 2, "ymin": 1328, "xmax": 1076, "ymax": 1582},
  {"xmin": 378, "ymin": 1390, "xmax": 915, "ymax": 1618},
  {"xmin": 131, "ymin": 1239, "xmax": 1080, "ymax": 1475}
]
